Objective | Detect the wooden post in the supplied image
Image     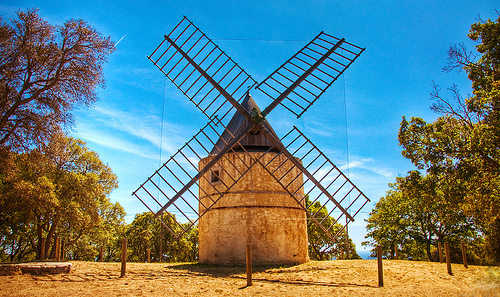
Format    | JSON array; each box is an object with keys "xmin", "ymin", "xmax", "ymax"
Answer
[
  {"xmin": 246, "ymin": 243, "xmax": 252, "ymax": 286},
  {"xmin": 445, "ymin": 242, "xmax": 452, "ymax": 275},
  {"xmin": 345, "ymin": 226, "xmax": 350, "ymax": 260},
  {"xmin": 61, "ymin": 239, "xmax": 65, "ymax": 261},
  {"xmin": 461, "ymin": 242, "xmax": 468, "ymax": 268},
  {"xmin": 377, "ymin": 245, "xmax": 383, "ymax": 287},
  {"xmin": 160, "ymin": 226, "xmax": 163, "ymax": 263},
  {"xmin": 55, "ymin": 237, "xmax": 61, "ymax": 262},
  {"xmin": 120, "ymin": 238, "xmax": 127, "ymax": 278},
  {"xmin": 100, "ymin": 245, "xmax": 104, "ymax": 262},
  {"xmin": 147, "ymin": 248, "xmax": 151, "ymax": 263},
  {"xmin": 438, "ymin": 242, "xmax": 443, "ymax": 263},
  {"xmin": 40, "ymin": 238, "xmax": 46, "ymax": 261}
]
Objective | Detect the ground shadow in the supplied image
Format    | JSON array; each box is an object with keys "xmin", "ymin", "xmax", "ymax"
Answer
[
  {"xmin": 22, "ymin": 262, "xmax": 377, "ymax": 289},
  {"xmin": 235, "ymin": 276, "xmax": 378, "ymax": 289},
  {"xmin": 166, "ymin": 262, "xmax": 295, "ymax": 278},
  {"xmin": 167, "ymin": 262, "xmax": 377, "ymax": 289}
]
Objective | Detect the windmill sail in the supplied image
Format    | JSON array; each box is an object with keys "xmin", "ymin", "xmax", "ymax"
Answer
[
  {"xmin": 257, "ymin": 126, "xmax": 370, "ymax": 241},
  {"xmin": 148, "ymin": 16, "xmax": 257, "ymax": 124},
  {"xmin": 135, "ymin": 16, "xmax": 368, "ymax": 244},
  {"xmin": 257, "ymin": 32, "xmax": 365, "ymax": 118},
  {"xmin": 132, "ymin": 119, "xmax": 258, "ymax": 238}
]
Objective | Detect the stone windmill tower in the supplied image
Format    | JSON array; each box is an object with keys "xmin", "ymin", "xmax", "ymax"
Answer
[
  {"xmin": 198, "ymin": 93, "xmax": 308, "ymax": 264},
  {"xmin": 133, "ymin": 17, "xmax": 370, "ymax": 264}
]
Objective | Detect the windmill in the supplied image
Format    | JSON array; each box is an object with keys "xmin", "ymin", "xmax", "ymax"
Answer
[{"xmin": 133, "ymin": 16, "xmax": 370, "ymax": 264}]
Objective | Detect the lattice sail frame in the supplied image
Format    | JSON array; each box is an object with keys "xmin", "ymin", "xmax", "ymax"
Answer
[
  {"xmin": 148, "ymin": 17, "xmax": 257, "ymax": 125},
  {"xmin": 261, "ymin": 126, "xmax": 370, "ymax": 240},
  {"xmin": 133, "ymin": 120, "xmax": 251, "ymax": 237},
  {"xmin": 133, "ymin": 16, "xmax": 369, "ymax": 241},
  {"xmin": 257, "ymin": 32, "xmax": 364, "ymax": 118}
]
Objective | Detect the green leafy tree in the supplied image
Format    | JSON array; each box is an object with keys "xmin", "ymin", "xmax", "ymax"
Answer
[
  {"xmin": 398, "ymin": 16, "xmax": 500, "ymax": 264},
  {"xmin": 0, "ymin": 8, "xmax": 114, "ymax": 150},
  {"xmin": 63, "ymin": 199, "xmax": 126, "ymax": 261},
  {"xmin": 126, "ymin": 212, "xmax": 198, "ymax": 263},
  {"xmin": 306, "ymin": 196, "xmax": 360, "ymax": 260},
  {"xmin": 364, "ymin": 171, "xmax": 477, "ymax": 262},
  {"xmin": 363, "ymin": 185, "xmax": 407, "ymax": 259},
  {"xmin": 0, "ymin": 133, "xmax": 119, "ymax": 261}
]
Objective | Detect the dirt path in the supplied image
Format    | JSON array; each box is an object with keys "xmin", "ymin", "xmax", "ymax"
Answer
[{"xmin": 1, "ymin": 260, "xmax": 499, "ymax": 296}]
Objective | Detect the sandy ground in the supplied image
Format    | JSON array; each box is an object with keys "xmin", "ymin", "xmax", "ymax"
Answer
[{"xmin": 0, "ymin": 260, "xmax": 499, "ymax": 296}]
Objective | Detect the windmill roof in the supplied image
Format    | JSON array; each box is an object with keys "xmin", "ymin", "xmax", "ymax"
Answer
[{"xmin": 210, "ymin": 93, "xmax": 281, "ymax": 155}]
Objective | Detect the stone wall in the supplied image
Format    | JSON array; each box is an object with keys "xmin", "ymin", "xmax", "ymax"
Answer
[{"xmin": 198, "ymin": 152, "xmax": 309, "ymax": 264}]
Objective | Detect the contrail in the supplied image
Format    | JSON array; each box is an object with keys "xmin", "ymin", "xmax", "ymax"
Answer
[
  {"xmin": 110, "ymin": 33, "xmax": 128, "ymax": 52},
  {"xmin": 115, "ymin": 33, "xmax": 128, "ymax": 47}
]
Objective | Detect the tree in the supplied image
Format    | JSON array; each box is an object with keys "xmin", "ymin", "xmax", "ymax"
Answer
[
  {"xmin": 363, "ymin": 185, "xmax": 407, "ymax": 260},
  {"xmin": 126, "ymin": 212, "xmax": 198, "ymax": 263},
  {"xmin": 63, "ymin": 199, "xmax": 126, "ymax": 261},
  {"xmin": 0, "ymin": 133, "xmax": 119, "ymax": 261},
  {"xmin": 0, "ymin": 8, "xmax": 114, "ymax": 151},
  {"xmin": 364, "ymin": 171, "xmax": 477, "ymax": 262},
  {"xmin": 398, "ymin": 16, "xmax": 500, "ymax": 264},
  {"xmin": 306, "ymin": 196, "xmax": 360, "ymax": 260}
]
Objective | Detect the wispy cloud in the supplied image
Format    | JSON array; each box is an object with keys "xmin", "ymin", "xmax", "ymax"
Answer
[
  {"xmin": 338, "ymin": 157, "xmax": 394, "ymax": 178},
  {"xmin": 74, "ymin": 106, "xmax": 191, "ymax": 159},
  {"xmin": 105, "ymin": 107, "xmax": 190, "ymax": 150},
  {"xmin": 75, "ymin": 123, "xmax": 158, "ymax": 160},
  {"xmin": 304, "ymin": 119, "xmax": 338, "ymax": 137}
]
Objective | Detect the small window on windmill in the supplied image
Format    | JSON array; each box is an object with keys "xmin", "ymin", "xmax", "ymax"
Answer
[{"xmin": 210, "ymin": 168, "xmax": 221, "ymax": 184}]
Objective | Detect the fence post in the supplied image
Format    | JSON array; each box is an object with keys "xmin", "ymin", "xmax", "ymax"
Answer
[
  {"xmin": 461, "ymin": 242, "xmax": 468, "ymax": 268},
  {"xmin": 147, "ymin": 248, "xmax": 151, "ymax": 263},
  {"xmin": 120, "ymin": 238, "xmax": 127, "ymax": 278},
  {"xmin": 345, "ymin": 227, "xmax": 350, "ymax": 260},
  {"xmin": 40, "ymin": 238, "xmax": 46, "ymax": 261},
  {"xmin": 377, "ymin": 245, "xmax": 383, "ymax": 287},
  {"xmin": 445, "ymin": 242, "xmax": 452, "ymax": 275},
  {"xmin": 246, "ymin": 243, "xmax": 252, "ymax": 286},
  {"xmin": 55, "ymin": 237, "xmax": 61, "ymax": 262},
  {"xmin": 100, "ymin": 245, "xmax": 104, "ymax": 262},
  {"xmin": 438, "ymin": 242, "xmax": 443, "ymax": 263}
]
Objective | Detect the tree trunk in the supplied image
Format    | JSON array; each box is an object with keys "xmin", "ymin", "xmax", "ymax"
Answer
[
  {"xmin": 44, "ymin": 215, "xmax": 60, "ymax": 259},
  {"xmin": 494, "ymin": 217, "xmax": 500, "ymax": 265},
  {"xmin": 425, "ymin": 236, "xmax": 433, "ymax": 262},
  {"xmin": 36, "ymin": 218, "xmax": 43, "ymax": 260}
]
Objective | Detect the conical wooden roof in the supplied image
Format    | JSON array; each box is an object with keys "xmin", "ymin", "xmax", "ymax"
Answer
[{"xmin": 210, "ymin": 93, "xmax": 281, "ymax": 155}]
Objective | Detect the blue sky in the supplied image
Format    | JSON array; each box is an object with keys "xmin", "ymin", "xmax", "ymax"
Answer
[{"xmin": 2, "ymin": 0, "xmax": 498, "ymax": 253}]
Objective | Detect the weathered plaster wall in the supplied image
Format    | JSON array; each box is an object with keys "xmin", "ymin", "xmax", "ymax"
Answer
[{"xmin": 198, "ymin": 152, "xmax": 309, "ymax": 264}]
